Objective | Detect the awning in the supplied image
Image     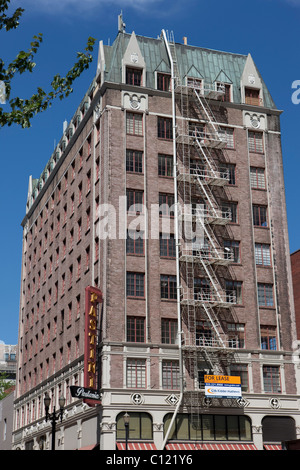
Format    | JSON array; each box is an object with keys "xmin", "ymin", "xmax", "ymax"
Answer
[
  {"xmin": 117, "ymin": 442, "xmax": 157, "ymax": 450},
  {"xmin": 165, "ymin": 443, "xmax": 257, "ymax": 450},
  {"xmin": 264, "ymin": 444, "xmax": 282, "ymax": 450},
  {"xmin": 77, "ymin": 444, "xmax": 99, "ymax": 450}
]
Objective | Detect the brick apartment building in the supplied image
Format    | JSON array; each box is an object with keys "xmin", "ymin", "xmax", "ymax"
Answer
[
  {"xmin": 13, "ymin": 16, "xmax": 300, "ymax": 450},
  {"xmin": 291, "ymin": 250, "xmax": 300, "ymax": 340}
]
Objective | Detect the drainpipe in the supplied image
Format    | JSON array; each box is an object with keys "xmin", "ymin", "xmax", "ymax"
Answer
[{"xmin": 161, "ymin": 29, "xmax": 183, "ymax": 450}]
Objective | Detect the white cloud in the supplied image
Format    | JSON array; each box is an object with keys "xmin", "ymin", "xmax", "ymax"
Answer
[{"xmin": 12, "ymin": 0, "xmax": 164, "ymax": 15}]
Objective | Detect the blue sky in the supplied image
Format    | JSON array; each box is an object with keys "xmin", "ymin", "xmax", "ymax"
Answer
[{"xmin": 1, "ymin": 0, "xmax": 300, "ymax": 344}]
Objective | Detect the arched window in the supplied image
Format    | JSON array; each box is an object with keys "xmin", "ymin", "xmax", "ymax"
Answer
[
  {"xmin": 262, "ymin": 416, "xmax": 296, "ymax": 443},
  {"xmin": 116, "ymin": 412, "xmax": 153, "ymax": 440}
]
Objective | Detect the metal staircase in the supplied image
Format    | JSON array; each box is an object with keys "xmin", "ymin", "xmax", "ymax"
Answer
[
  {"xmin": 165, "ymin": 30, "xmax": 241, "ymax": 389},
  {"xmin": 161, "ymin": 32, "xmax": 242, "ymax": 449}
]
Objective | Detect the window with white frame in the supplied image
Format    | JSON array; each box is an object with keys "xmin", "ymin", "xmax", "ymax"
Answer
[
  {"xmin": 162, "ymin": 360, "xmax": 180, "ymax": 389},
  {"xmin": 257, "ymin": 283, "xmax": 274, "ymax": 307},
  {"xmin": 126, "ymin": 112, "xmax": 143, "ymax": 135},
  {"xmin": 250, "ymin": 167, "xmax": 266, "ymax": 189},
  {"xmin": 248, "ymin": 131, "xmax": 264, "ymax": 153},
  {"xmin": 255, "ymin": 243, "xmax": 271, "ymax": 266},
  {"xmin": 126, "ymin": 67, "xmax": 142, "ymax": 86},
  {"xmin": 263, "ymin": 365, "xmax": 281, "ymax": 393},
  {"xmin": 187, "ymin": 77, "xmax": 203, "ymax": 92},
  {"xmin": 220, "ymin": 127, "xmax": 235, "ymax": 149},
  {"xmin": 126, "ymin": 358, "xmax": 146, "ymax": 388}
]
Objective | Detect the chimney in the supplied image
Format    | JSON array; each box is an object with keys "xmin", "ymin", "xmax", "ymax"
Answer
[{"xmin": 183, "ymin": 37, "xmax": 187, "ymax": 45}]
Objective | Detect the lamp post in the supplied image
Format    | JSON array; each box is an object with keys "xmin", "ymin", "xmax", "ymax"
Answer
[
  {"xmin": 123, "ymin": 412, "xmax": 130, "ymax": 450},
  {"xmin": 44, "ymin": 392, "xmax": 65, "ymax": 450}
]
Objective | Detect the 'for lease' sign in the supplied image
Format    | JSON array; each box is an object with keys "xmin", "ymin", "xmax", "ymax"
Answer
[{"xmin": 204, "ymin": 375, "xmax": 242, "ymax": 399}]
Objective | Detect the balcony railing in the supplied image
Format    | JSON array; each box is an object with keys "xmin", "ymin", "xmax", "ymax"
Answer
[{"xmin": 245, "ymin": 96, "xmax": 263, "ymax": 106}]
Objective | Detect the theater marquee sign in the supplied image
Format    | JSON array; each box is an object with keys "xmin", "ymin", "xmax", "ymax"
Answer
[{"xmin": 84, "ymin": 286, "xmax": 103, "ymax": 407}]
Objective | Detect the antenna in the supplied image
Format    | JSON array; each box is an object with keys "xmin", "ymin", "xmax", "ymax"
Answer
[{"xmin": 118, "ymin": 11, "xmax": 126, "ymax": 33}]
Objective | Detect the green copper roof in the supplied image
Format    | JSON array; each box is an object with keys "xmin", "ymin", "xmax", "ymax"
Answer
[{"xmin": 103, "ymin": 32, "xmax": 276, "ymax": 109}]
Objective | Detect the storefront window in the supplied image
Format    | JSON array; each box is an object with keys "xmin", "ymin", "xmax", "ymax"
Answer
[{"xmin": 164, "ymin": 413, "xmax": 252, "ymax": 442}]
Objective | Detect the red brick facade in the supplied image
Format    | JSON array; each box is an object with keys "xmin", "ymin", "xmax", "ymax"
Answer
[{"xmin": 13, "ymin": 29, "xmax": 299, "ymax": 450}]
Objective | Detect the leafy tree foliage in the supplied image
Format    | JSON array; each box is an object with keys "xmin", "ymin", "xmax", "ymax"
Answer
[
  {"xmin": 0, "ymin": 372, "xmax": 14, "ymax": 400},
  {"xmin": 0, "ymin": 0, "xmax": 96, "ymax": 128}
]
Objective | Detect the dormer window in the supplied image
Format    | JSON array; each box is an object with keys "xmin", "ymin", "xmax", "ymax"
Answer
[
  {"xmin": 245, "ymin": 87, "xmax": 262, "ymax": 106},
  {"xmin": 216, "ymin": 82, "xmax": 232, "ymax": 102},
  {"xmin": 126, "ymin": 67, "xmax": 142, "ymax": 86},
  {"xmin": 187, "ymin": 77, "xmax": 203, "ymax": 92},
  {"xmin": 157, "ymin": 73, "xmax": 171, "ymax": 91}
]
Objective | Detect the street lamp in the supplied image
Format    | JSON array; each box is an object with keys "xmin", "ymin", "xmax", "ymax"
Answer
[
  {"xmin": 123, "ymin": 412, "xmax": 130, "ymax": 450},
  {"xmin": 44, "ymin": 392, "xmax": 65, "ymax": 450}
]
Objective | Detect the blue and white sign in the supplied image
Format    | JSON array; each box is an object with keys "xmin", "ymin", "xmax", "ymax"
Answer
[{"xmin": 204, "ymin": 375, "xmax": 242, "ymax": 399}]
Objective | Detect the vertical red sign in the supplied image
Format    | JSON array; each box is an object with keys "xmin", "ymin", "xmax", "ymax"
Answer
[{"xmin": 84, "ymin": 286, "xmax": 103, "ymax": 407}]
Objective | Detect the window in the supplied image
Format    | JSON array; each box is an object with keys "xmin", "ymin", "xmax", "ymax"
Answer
[
  {"xmin": 77, "ymin": 218, "xmax": 82, "ymax": 242},
  {"xmin": 196, "ymin": 321, "xmax": 214, "ymax": 347},
  {"xmin": 189, "ymin": 122, "xmax": 205, "ymax": 138},
  {"xmin": 248, "ymin": 131, "xmax": 263, "ymax": 153},
  {"xmin": 245, "ymin": 87, "xmax": 261, "ymax": 106},
  {"xmin": 157, "ymin": 73, "xmax": 171, "ymax": 91},
  {"xmin": 116, "ymin": 412, "xmax": 152, "ymax": 440},
  {"xmin": 126, "ymin": 359, "xmax": 146, "ymax": 388},
  {"xmin": 253, "ymin": 205, "xmax": 268, "ymax": 227},
  {"xmin": 223, "ymin": 83, "xmax": 232, "ymax": 102},
  {"xmin": 126, "ymin": 272, "xmax": 145, "ymax": 298},
  {"xmin": 78, "ymin": 182, "xmax": 82, "ymax": 205},
  {"xmin": 126, "ymin": 112, "xmax": 143, "ymax": 135},
  {"xmin": 220, "ymin": 127, "xmax": 234, "ymax": 149},
  {"xmin": 85, "ymin": 246, "xmax": 90, "ymax": 271},
  {"xmin": 127, "ymin": 316, "xmax": 145, "ymax": 342},
  {"xmin": 227, "ymin": 323, "xmax": 245, "ymax": 349},
  {"xmin": 194, "ymin": 278, "xmax": 210, "ymax": 301},
  {"xmin": 158, "ymin": 154, "xmax": 173, "ymax": 177},
  {"xmin": 250, "ymin": 167, "xmax": 266, "ymax": 189},
  {"xmin": 163, "ymin": 413, "xmax": 252, "ymax": 442},
  {"xmin": 160, "ymin": 233, "xmax": 176, "ymax": 258},
  {"xmin": 162, "ymin": 361, "xmax": 180, "ymax": 389},
  {"xmin": 224, "ymin": 240, "xmax": 240, "ymax": 263},
  {"xmin": 222, "ymin": 202, "xmax": 237, "ymax": 223},
  {"xmin": 126, "ymin": 67, "xmax": 142, "ymax": 86},
  {"xmin": 187, "ymin": 77, "xmax": 203, "ymax": 91},
  {"xmin": 157, "ymin": 116, "xmax": 172, "ymax": 140},
  {"xmin": 126, "ymin": 189, "xmax": 143, "ymax": 213},
  {"xmin": 263, "ymin": 365, "xmax": 281, "ymax": 393},
  {"xmin": 86, "ymin": 170, "xmax": 91, "ymax": 194},
  {"xmin": 126, "ymin": 230, "xmax": 144, "ymax": 255},
  {"xmin": 126, "ymin": 149, "xmax": 143, "ymax": 173},
  {"xmin": 261, "ymin": 326, "xmax": 277, "ymax": 350},
  {"xmin": 159, "ymin": 193, "xmax": 175, "ymax": 217},
  {"xmin": 226, "ymin": 280, "xmax": 242, "ymax": 304},
  {"xmin": 161, "ymin": 275, "xmax": 177, "ymax": 300},
  {"xmin": 258, "ymin": 283, "xmax": 274, "ymax": 307},
  {"xmin": 230, "ymin": 364, "xmax": 248, "ymax": 392},
  {"xmin": 220, "ymin": 163, "xmax": 235, "ymax": 185},
  {"xmin": 77, "ymin": 256, "xmax": 81, "ymax": 280},
  {"xmin": 255, "ymin": 243, "xmax": 271, "ymax": 266},
  {"xmin": 161, "ymin": 319, "xmax": 177, "ymax": 344}
]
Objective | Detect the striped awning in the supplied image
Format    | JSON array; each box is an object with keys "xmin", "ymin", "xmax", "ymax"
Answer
[
  {"xmin": 165, "ymin": 442, "xmax": 257, "ymax": 450},
  {"xmin": 117, "ymin": 442, "xmax": 157, "ymax": 450},
  {"xmin": 76, "ymin": 444, "xmax": 99, "ymax": 450},
  {"xmin": 264, "ymin": 444, "xmax": 282, "ymax": 450}
]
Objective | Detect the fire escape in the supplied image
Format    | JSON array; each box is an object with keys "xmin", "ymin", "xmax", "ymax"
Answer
[{"xmin": 163, "ymin": 31, "xmax": 241, "ymax": 420}]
